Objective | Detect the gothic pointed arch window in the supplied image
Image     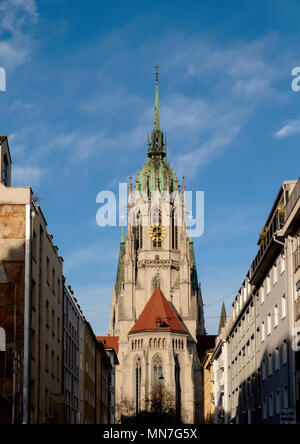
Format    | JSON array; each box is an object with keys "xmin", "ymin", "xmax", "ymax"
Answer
[
  {"xmin": 171, "ymin": 208, "xmax": 178, "ymax": 250},
  {"xmin": 174, "ymin": 355, "xmax": 181, "ymax": 419},
  {"xmin": 152, "ymin": 353, "xmax": 163, "ymax": 386},
  {"xmin": 135, "ymin": 356, "xmax": 142, "ymax": 414},
  {"xmin": 136, "ymin": 211, "xmax": 143, "ymax": 250}
]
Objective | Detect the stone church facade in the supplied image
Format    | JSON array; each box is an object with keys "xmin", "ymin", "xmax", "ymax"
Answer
[{"xmin": 108, "ymin": 73, "xmax": 205, "ymax": 423}]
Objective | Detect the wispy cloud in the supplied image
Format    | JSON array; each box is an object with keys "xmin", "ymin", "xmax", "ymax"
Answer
[
  {"xmin": 12, "ymin": 165, "xmax": 43, "ymax": 187},
  {"xmin": 0, "ymin": 0, "xmax": 38, "ymax": 70},
  {"xmin": 64, "ymin": 241, "xmax": 118, "ymax": 273},
  {"xmin": 274, "ymin": 117, "xmax": 300, "ymax": 138}
]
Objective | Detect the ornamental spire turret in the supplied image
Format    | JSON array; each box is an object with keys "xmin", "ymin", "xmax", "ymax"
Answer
[{"xmin": 148, "ymin": 67, "xmax": 166, "ymax": 159}]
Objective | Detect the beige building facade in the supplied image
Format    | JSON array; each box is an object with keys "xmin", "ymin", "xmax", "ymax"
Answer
[{"xmin": 0, "ymin": 136, "xmax": 64, "ymax": 423}]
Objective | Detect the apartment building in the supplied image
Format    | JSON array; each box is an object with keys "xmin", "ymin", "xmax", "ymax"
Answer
[
  {"xmin": 97, "ymin": 336, "xmax": 119, "ymax": 424},
  {"xmin": 0, "ymin": 136, "xmax": 64, "ymax": 424},
  {"xmin": 82, "ymin": 322, "xmax": 112, "ymax": 424},
  {"xmin": 212, "ymin": 179, "xmax": 300, "ymax": 424},
  {"xmin": 201, "ymin": 348, "xmax": 215, "ymax": 424},
  {"xmin": 63, "ymin": 283, "xmax": 84, "ymax": 424}
]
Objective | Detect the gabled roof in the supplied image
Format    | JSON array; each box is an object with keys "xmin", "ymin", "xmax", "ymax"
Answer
[
  {"xmin": 96, "ymin": 336, "xmax": 119, "ymax": 355},
  {"xmin": 129, "ymin": 287, "xmax": 187, "ymax": 334}
]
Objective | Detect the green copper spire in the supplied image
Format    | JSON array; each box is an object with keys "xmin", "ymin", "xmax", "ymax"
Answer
[
  {"xmin": 154, "ymin": 68, "xmax": 160, "ymax": 131},
  {"xmin": 148, "ymin": 67, "xmax": 166, "ymax": 159}
]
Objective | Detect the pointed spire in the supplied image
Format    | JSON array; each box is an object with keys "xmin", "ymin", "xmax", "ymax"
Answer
[
  {"xmin": 218, "ymin": 301, "xmax": 227, "ymax": 335},
  {"xmin": 154, "ymin": 67, "xmax": 160, "ymax": 131},
  {"xmin": 148, "ymin": 67, "xmax": 166, "ymax": 159},
  {"xmin": 121, "ymin": 224, "xmax": 125, "ymax": 243}
]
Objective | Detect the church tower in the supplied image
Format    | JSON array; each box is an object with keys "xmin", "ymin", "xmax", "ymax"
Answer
[{"xmin": 108, "ymin": 71, "xmax": 205, "ymax": 423}]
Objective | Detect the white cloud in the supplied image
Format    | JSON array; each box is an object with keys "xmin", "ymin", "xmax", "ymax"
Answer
[
  {"xmin": 275, "ymin": 118, "xmax": 300, "ymax": 138},
  {"xmin": 0, "ymin": 0, "xmax": 38, "ymax": 70},
  {"xmin": 12, "ymin": 165, "xmax": 43, "ymax": 186},
  {"xmin": 64, "ymin": 242, "xmax": 118, "ymax": 273}
]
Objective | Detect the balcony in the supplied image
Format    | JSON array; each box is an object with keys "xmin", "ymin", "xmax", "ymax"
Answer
[
  {"xmin": 250, "ymin": 209, "xmax": 282, "ymax": 286},
  {"xmin": 283, "ymin": 178, "xmax": 300, "ymax": 236}
]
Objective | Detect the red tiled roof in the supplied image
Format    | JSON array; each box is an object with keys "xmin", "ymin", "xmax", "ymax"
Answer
[
  {"xmin": 129, "ymin": 287, "xmax": 187, "ymax": 334},
  {"xmin": 96, "ymin": 336, "xmax": 119, "ymax": 355}
]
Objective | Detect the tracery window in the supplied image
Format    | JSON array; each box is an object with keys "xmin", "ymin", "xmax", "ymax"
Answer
[
  {"xmin": 171, "ymin": 209, "xmax": 178, "ymax": 249},
  {"xmin": 136, "ymin": 211, "xmax": 143, "ymax": 250},
  {"xmin": 152, "ymin": 354, "xmax": 163, "ymax": 385},
  {"xmin": 135, "ymin": 357, "xmax": 142, "ymax": 414}
]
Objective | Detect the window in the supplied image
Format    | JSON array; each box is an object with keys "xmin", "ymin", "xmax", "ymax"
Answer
[
  {"xmin": 46, "ymin": 300, "xmax": 49, "ymax": 327},
  {"xmin": 32, "ymin": 279, "xmax": 36, "ymax": 309},
  {"xmin": 263, "ymin": 397, "xmax": 267, "ymax": 420},
  {"xmin": 262, "ymin": 359, "xmax": 266, "ymax": 381},
  {"xmin": 273, "ymin": 263, "xmax": 278, "ymax": 285},
  {"xmin": 57, "ymin": 318, "xmax": 60, "ymax": 342},
  {"xmin": 274, "ymin": 304, "xmax": 279, "ymax": 328},
  {"xmin": 276, "ymin": 389, "xmax": 281, "ymax": 414},
  {"xmin": 282, "ymin": 340, "xmax": 288, "ymax": 365},
  {"xmin": 268, "ymin": 353, "xmax": 272, "ymax": 377},
  {"xmin": 135, "ymin": 357, "xmax": 142, "ymax": 414},
  {"xmin": 260, "ymin": 286, "xmax": 265, "ymax": 305},
  {"xmin": 175, "ymin": 355, "xmax": 181, "ymax": 418},
  {"xmin": 136, "ymin": 212, "xmax": 143, "ymax": 250},
  {"xmin": 171, "ymin": 209, "xmax": 178, "ymax": 250},
  {"xmin": 46, "ymin": 257, "xmax": 50, "ymax": 284},
  {"xmin": 269, "ymin": 393, "xmax": 274, "ymax": 417},
  {"xmin": 275, "ymin": 347, "xmax": 279, "ymax": 371},
  {"xmin": 2, "ymin": 154, "xmax": 8, "ymax": 186},
  {"xmin": 280, "ymin": 253, "xmax": 285, "ymax": 275},
  {"xmin": 281, "ymin": 295, "xmax": 286, "ymax": 319},
  {"xmin": 57, "ymin": 278, "xmax": 61, "ymax": 304},
  {"xmin": 256, "ymin": 327, "xmax": 260, "ymax": 351},
  {"xmin": 30, "ymin": 329, "xmax": 35, "ymax": 359},
  {"xmin": 32, "ymin": 231, "xmax": 37, "ymax": 261},
  {"xmin": 152, "ymin": 354, "xmax": 163, "ymax": 385},
  {"xmin": 266, "ymin": 275, "xmax": 271, "ymax": 295},
  {"xmin": 52, "ymin": 268, "xmax": 55, "ymax": 291},
  {"xmin": 261, "ymin": 322, "xmax": 265, "ymax": 343},
  {"xmin": 267, "ymin": 314, "xmax": 272, "ymax": 336},
  {"xmin": 45, "ymin": 345, "xmax": 49, "ymax": 371},
  {"xmin": 283, "ymin": 386, "xmax": 289, "ymax": 408}
]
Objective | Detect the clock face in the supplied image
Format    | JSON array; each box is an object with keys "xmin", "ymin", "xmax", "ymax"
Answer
[{"xmin": 148, "ymin": 224, "xmax": 167, "ymax": 242}]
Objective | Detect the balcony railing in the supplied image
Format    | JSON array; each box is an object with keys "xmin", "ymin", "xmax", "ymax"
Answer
[
  {"xmin": 250, "ymin": 210, "xmax": 281, "ymax": 282},
  {"xmin": 294, "ymin": 245, "xmax": 300, "ymax": 273},
  {"xmin": 285, "ymin": 178, "xmax": 300, "ymax": 223}
]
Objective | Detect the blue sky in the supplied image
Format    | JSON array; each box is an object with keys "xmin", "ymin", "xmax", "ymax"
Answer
[{"xmin": 1, "ymin": 0, "xmax": 300, "ymax": 335}]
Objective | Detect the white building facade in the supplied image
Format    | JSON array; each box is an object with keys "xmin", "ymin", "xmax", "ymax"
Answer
[{"xmin": 212, "ymin": 179, "xmax": 300, "ymax": 424}]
